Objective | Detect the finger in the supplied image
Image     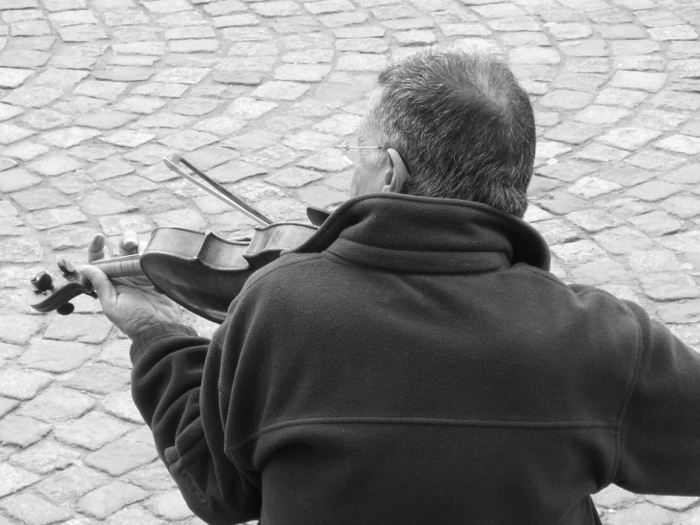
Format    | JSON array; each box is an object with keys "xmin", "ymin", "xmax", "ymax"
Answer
[
  {"xmin": 119, "ymin": 231, "xmax": 139, "ymax": 256},
  {"xmin": 79, "ymin": 264, "xmax": 118, "ymax": 311},
  {"xmin": 87, "ymin": 234, "xmax": 106, "ymax": 263}
]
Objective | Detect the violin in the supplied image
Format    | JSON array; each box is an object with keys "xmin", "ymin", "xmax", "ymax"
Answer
[{"xmin": 25, "ymin": 155, "xmax": 330, "ymax": 324}]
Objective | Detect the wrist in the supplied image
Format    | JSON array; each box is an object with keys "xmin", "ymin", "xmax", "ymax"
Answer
[{"xmin": 129, "ymin": 322, "xmax": 199, "ymax": 352}]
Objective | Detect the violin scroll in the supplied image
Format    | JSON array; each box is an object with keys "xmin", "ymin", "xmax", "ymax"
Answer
[
  {"xmin": 57, "ymin": 303, "xmax": 76, "ymax": 315},
  {"xmin": 26, "ymin": 260, "xmax": 98, "ymax": 316}
]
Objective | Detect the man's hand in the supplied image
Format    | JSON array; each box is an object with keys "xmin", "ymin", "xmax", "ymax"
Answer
[{"xmin": 80, "ymin": 232, "xmax": 183, "ymax": 339}]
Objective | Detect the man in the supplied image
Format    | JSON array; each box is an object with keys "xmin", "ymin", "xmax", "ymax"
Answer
[{"xmin": 82, "ymin": 49, "xmax": 700, "ymax": 525}]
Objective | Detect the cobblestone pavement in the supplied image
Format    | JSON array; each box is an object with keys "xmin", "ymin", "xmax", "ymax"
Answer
[{"xmin": 0, "ymin": 0, "xmax": 699, "ymax": 523}]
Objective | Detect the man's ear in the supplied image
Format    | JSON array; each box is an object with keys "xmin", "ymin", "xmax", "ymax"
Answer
[{"xmin": 381, "ymin": 148, "xmax": 410, "ymax": 194}]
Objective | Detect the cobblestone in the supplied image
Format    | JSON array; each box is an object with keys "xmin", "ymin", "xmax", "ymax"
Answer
[
  {"xmin": 540, "ymin": 90, "xmax": 594, "ymax": 110},
  {"xmin": 9, "ymin": 438, "xmax": 81, "ymax": 474},
  {"xmin": 0, "ymin": 396, "xmax": 20, "ymax": 417},
  {"xmin": 537, "ymin": 161, "xmax": 597, "ymax": 183},
  {"xmin": 1, "ymin": 492, "xmax": 73, "ymax": 524},
  {"xmin": 0, "ymin": 415, "xmax": 51, "ymax": 447},
  {"xmin": 27, "ymin": 154, "xmax": 82, "ymax": 176},
  {"xmin": 101, "ymin": 390, "xmax": 144, "ymax": 423},
  {"xmin": 626, "ymin": 180, "xmax": 684, "ymax": 201},
  {"xmin": 596, "ymin": 226, "xmax": 655, "ymax": 255},
  {"xmin": 595, "ymin": 87, "xmax": 648, "ymax": 108},
  {"xmin": 77, "ymin": 481, "xmax": 148, "ymax": 519},
  {"xmin": 17, "ymin": 385, "xmax": 95, "ymax": 422},
  {"xmin": 0, "ymin": 67, "xmax": 34, "ymax": 88},
  {"xmin": 656, "ymin": 134, "xmax": 700, "ymax": 155},
  {"xmin": 605, "ymin": 502, "xmax": 676, "ymax": 524},
  {"xmin": 627, "ymin": 150, "xmax": 686, "ymax": 171},
  {"xmin": 10, "ymin": 189, "xmax": 66, "ymax": 213},
  {"xmin": 599, "ymin": 127, "xmax": 664, "ymax": 151},
  {"xmin": 124, "ymin": 462, "xmax": 179, "ymax": 492},
  {"xmin": 23, "ymin": 206, "xmax": 87, "ymax": 230},
  {"xmin": 78, "ymin": 191, "xmax": 138, "ymax": 215},
  {"xmin": 594, "ymin": 484, "xmax": 641, "ymax": 509},
  {"xmin": 544, "ymin": 122, "xmax": 598, "ymax": 144},
  {"xmin": 565, "ymin": 209, "xmax": 623, "ymax": 233},
  {"xmin": 575, "ymin": 143, "xmax": 629, "ymax": 163},
  {"xmin": 54, "ymin": 410, "xmax": 132, "ymax": 450},
  {"xmin": 0, "ymin": 464, "xmax": 41, "ymax": 498},
  {"xmin": 146, "ymin": 490, "xmax": 194, "ymax": 520},
  {"xmin": 0, "ymin": 367, "xmax": 51, "ymax": 400},
  {"xmin": 59, "ymin": 362, "xmax": 130, "ymax": 395},
  {"xmin": 644, "ymin": 494, "xmax": 700, "ymax": 511},
  {"xmin": 628, "ymin": 210, "xmax": 683, "ymax": 237},
  {"xmin": 104, "ymin": 506, "xmax": 169, "ymax": 525},
  {"xmin": 641, "ymin": 273, "xmax": 700, "ymax": 301},
  {"xmin": 657, "ymin": 300, "xmax": 700, "ymax": 325},
  {"xmin": 551, "ymin": 240, "xmax": 607, "ymax": 266},
  {"xmin": 661, "ymin": 196, "xmax": 700, "ymax": 219},
  {"xmin": 611, "ymin": 70, "xmax": 668, "ymax": 92},
  {"xmin": 0, "ymin": 1, "xmax": 699, "ymax": 523},
  {"xmin": 85, "ymin": 436, "xmax": 158, "ymax": 476},
  {"xmin": 598, "ymin": 164, "xmax": 656, "ymax": 187},
  {"xmin": 570, "ymin": 259, "xmax": 629, "ymax": 286},
  {"xmin": 18, "ymin": 339, "xmax": 97, "ymax": 373},
  {"xmin": 567, "ymin": 177, "xmax": 621, "ymax": 199},
  {"xmin": 34, "ymin": 465, "xmax": 108, "ymax": 504},
  {"xmin": 628, "ymin": 250, "xmax": 682, "ymax": 274},
  {"xmin": 664, "ymin": 164, "xmax": 700, "ymax": 185}
]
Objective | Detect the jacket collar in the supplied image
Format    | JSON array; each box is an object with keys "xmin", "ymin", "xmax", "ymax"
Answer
[{"xmin": 294, "ymin": 194, "xmax": 550, "ymax": 274}]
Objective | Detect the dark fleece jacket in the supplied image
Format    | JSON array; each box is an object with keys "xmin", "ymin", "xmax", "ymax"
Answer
[{"xmin": 130, "ymin": 193, "xmax": 700, "ymax": 525}]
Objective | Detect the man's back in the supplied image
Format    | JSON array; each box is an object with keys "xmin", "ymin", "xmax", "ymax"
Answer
[
  {"xmin": 130, "ymin": 194, "xmax": 700, "ymax": 524},
  {"xmin": 219, "ymin": 194, "xmax": 680, "ymax": 525}
]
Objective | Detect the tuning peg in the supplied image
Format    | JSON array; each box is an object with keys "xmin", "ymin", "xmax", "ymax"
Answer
[
  {"xmin": 56, "ymin": 303, "xmax": 75, "ymax": 315},
  {"xmin": 57, "ymin": 259, "xmax": 77, "ymax": 279},
  {"xmin": 31, "ymin": 272, "xmax": 54, "ymax": 293}
]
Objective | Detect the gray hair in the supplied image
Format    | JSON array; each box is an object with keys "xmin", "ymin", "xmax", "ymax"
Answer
[{"xmin": 365, "ymin": 48, "xmax": 536, "ymax": 217}]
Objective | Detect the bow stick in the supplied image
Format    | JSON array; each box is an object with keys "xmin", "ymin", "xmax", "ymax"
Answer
[{"xmin": 163, "ymin": 154, "xmax": 272, "ymax": 227}]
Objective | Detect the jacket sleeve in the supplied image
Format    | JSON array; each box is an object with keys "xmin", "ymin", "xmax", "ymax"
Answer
[
  {"xmin": 129, "ymin": 319, "xmax": 261, "ymax": 525},
  {"xmin": 613, "ymin": 300, "xmax": 700, "ymax": 495}
]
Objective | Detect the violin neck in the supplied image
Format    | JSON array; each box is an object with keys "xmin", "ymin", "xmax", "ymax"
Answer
[{"xmin": 92, "ymin": 254, "xmax": 144, "ymax": 278}]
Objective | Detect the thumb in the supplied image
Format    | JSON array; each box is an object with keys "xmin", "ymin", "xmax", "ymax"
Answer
[{"xmin": 79, "ymin": 264, "xmax": 118, "ymax": 309}]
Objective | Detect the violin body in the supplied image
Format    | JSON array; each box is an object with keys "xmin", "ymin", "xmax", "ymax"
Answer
[
  {"xmin": 139, "ymin": 223, "xmax": 316, "ymax": 323},
  {"xmin": 26, "ymin": 222, "xmax": 318, "ymax": 324}
]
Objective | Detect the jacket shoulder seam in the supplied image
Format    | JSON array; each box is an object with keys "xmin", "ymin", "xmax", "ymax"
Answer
[
  {"xmin": 608, "ymin": 298, "xmax": 645, "ymax": 486},
  {"xmin": 513, "ymin": 272, "xmax": 645, "ymax": 486},
  {"xmin": 240, "ymin": 253, "xmax": 326, "ymax": 293}
]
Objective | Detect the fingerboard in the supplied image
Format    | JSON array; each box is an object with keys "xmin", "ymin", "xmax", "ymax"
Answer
[{"xmin": 92, "ymin": 254, "xmax": 144, "ymax": 278}]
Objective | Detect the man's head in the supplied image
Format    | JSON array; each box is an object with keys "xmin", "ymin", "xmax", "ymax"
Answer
[{"xmin": 349, "ymin": 48, "xmax": 536, "ymax": 217}]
